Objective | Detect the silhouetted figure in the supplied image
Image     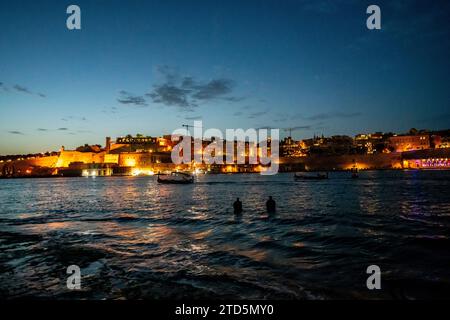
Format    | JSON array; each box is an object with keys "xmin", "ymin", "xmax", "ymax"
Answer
[
  {"xmin": 266, "ymin": 196, "xmax": 276, "ymax": 213},
  {"xmin": 233, "ymin": 198, "xmax": 243, "ymax": 214}
]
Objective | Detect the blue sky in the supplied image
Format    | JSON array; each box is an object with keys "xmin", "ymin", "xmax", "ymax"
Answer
[{"xmin": 1, "ymin": 0, "xmax": 449, "ymax": 154}]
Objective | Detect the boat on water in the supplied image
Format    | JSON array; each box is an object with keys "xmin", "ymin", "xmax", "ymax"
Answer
[
  {"xmin": 157, "ymin": 172, "xmax": 194, "ymax": 184},
  {"xmin": 294, "ymin": 172, "xmax": 329, "ymax": 180}
]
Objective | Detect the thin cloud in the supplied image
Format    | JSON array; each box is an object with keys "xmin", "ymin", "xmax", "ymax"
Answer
[
  {"xmin": 287, "ymin": 125, "xmax": 312, "ymax": 130},
  {"xmin": 147, "ymin": 85, "xmax": 191, "ymax": 108},
  {"xmin": 304, "ymin": 111, "xmax": 361, "ymax": 121},
  {"xmin": 8, "ymin": 130, "xmax": 24, "ymax": 135},
  {"xmin": 247, "ymin": 111, "xmax": 268, "ymax": 119},
  {"xmin": 191, "ymin": 79, "xmax": 234, "ymax": 100},
  {"xmin": 147, "ymin": 67, "xmax": 242, "ymax": 110},
  {"xmin": 184, "ymin": 115, "xmax": 202, "ymax": 120},
  {"xmin": 102, "ymin": 106, "xmax": 118, "ymax": 114},
  {"xmin": 36, "ymin": 127, "xmax": 92, "ymax": 132},
  {"xmin": 13, "ymin": 85, "xmax": 32, "ymax": 94},
  {"xmin": 157, "ymin": 65, "xmax": 180, "ymax": 84},
  {"xmin": 9, "ymin": 83, "xmax": 46, "ymax": 98},
  {"xmin": 0, "ymin": 82, "xmax": 7, "ymax": 92},
  {"xmin": 61, "ymin": 116, "xmax": 87, "ymax": 122},
  {"xmin": 117, "ymin": 90, "xmax": 148, "ymax": 107},
  {"xmin": 274, "ymin": 117, "xmax": 288, "ymax": 123},
  {"xmin": 223, "ymin": 96, "xmax": 245, "ymax": 102}
]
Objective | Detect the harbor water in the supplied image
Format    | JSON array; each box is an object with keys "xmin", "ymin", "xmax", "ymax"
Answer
[{"xmin": 1, "ymin": 171, "xmax": 449, "ymax": 299}]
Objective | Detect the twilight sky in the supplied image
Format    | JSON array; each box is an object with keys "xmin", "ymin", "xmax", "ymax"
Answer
[{"xmin": 1, "ymin": 0, "xmax": 449, "ymax": 154}]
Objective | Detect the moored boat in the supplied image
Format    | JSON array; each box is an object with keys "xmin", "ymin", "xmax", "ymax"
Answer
[
  {"xmin": 294, "ymin": 172, "xmax": 328, "ymax": 180},
  {"xmin": 157, "ymin": 172, "xmax": 194, "ymax": 184}
]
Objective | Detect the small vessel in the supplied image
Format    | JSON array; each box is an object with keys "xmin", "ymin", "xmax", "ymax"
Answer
[
  {"xmin": 157, "ymin": 172, "xmax": 194, "ymax": 184},
  {"xmin": 294, "ymin": 172, "xmax": 328, "ymax": 180}
]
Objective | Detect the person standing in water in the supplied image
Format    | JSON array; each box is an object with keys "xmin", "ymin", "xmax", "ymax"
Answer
[
  {"xmin": 233, "ymin": 197, "xmax": 243, "ymax": 214},
  {"xmin": 266, "ymin": 196, "xmax": 276, "ymax": 213}
]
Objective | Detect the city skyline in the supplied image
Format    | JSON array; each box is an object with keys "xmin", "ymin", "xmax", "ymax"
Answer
[
  {"xmin": 0, "ymin": 125, "xmax": 447, "ymax": 157},
  {"xmin": 1, "ymin": 0, "xmax": 450, "ymax": 154}
]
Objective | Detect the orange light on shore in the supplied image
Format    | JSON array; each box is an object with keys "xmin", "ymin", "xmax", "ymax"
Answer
[
  {"xmin": 131, "ymin": 168, "xmax": 155, "ymax": 176},
  {"xmin": 125, "ymin": 159, "xmax": 136, "ymax": 167}
]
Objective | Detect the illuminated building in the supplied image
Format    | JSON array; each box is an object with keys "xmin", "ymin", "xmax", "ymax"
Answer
[
  {"xmin": 280, "ymin": 137, "xmax": 303, "ymax": 157},
  {"xmin": 308, "ymin": 135, "xmax": 354, "ymax": 155},
  {"xmin": 401, "ymin": 149, "xmax": 450, "ymax": 169},
  {"xmin": 388, "ymin": 134, "xmax": 430, "ymax": 152},
  {"xmin": 59, "ymin": 163, "xmax": 114, "ymax": 177},
  {"xmin": 354, "ymin": 132, "xmax": 387, "ymax": 154}
]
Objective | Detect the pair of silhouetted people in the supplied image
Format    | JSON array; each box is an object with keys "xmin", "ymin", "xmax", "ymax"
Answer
[{"xmin": 233, "ymin": 196, "xmax": 276, "ymax": 214}]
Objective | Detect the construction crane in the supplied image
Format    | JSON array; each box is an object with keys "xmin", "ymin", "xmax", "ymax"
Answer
[
  {"xmin": 182, "ymin": 124, "xmax": 203, "ymax": 135},
  {"xmin": 182, "ymin": 124, "xmax": 192, "ymax": 135}
]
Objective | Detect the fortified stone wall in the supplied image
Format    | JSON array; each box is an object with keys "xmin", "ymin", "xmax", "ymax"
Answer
[
  {"xmin": 280, "ymin": 153, "xmax": 402, "ymax": 171},
  {"xmin": 0, "ymin": 156, "xmax": 58, "ymax": 170},
  {"xmin": 55, "ymin": 151, "xmax": 106, "ymax": 167}
]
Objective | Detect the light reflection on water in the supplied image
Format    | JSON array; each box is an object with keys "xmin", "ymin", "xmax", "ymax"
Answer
[{"xmin": 1, "ymin": 171, "xmax": 450, "ymax": 299}]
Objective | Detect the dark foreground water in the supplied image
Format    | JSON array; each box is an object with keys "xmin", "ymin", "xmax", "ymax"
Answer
[{"xmin": 1, "ymin": 171, "xmax": 450, "ymax": 300}]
